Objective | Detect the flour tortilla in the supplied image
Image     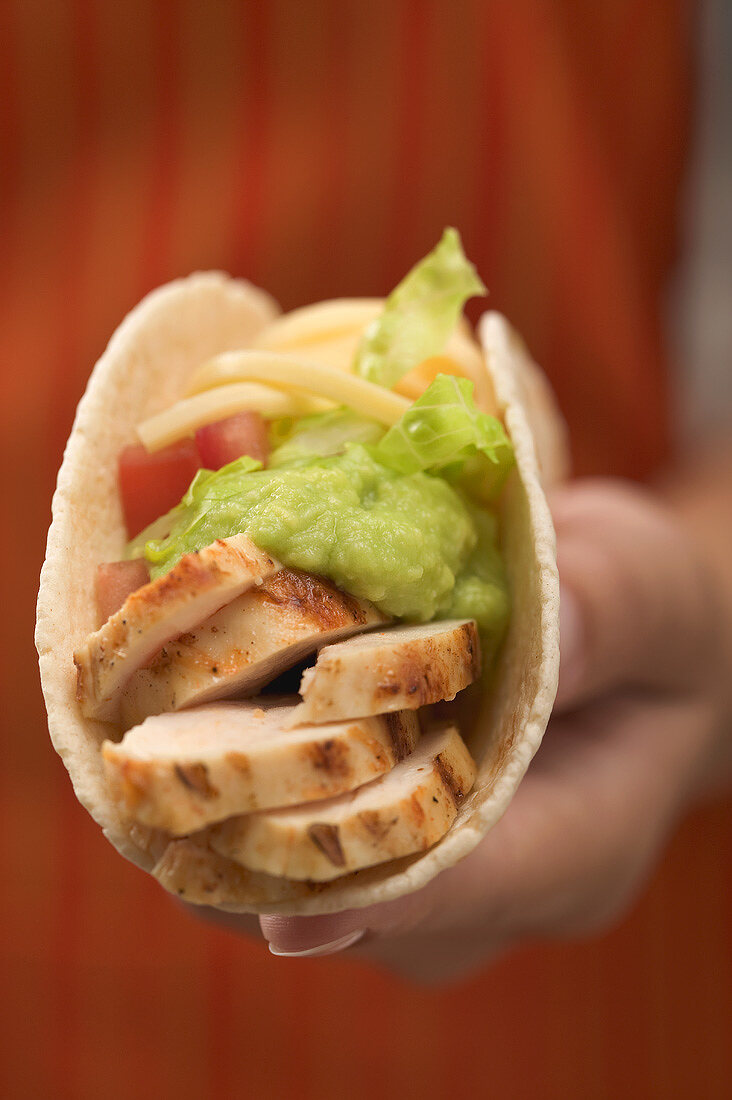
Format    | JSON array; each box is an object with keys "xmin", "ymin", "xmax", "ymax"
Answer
[{"xmin": 36, "ymin": 274, "xmax": 562, "ymax": 915}]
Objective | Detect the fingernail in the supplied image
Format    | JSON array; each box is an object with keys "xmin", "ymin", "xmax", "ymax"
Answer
[
  {"xmin": 268, "ymin": 930, "xmax": 365, "ymax": 958},
  {"xmin": 557, "ymin": 584, "xmax": 584, "ymax": 705}
]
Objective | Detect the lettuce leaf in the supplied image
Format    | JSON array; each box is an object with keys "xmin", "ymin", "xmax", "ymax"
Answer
[
  {"xmin": 354, "ymin": 228, "xmax": 486, "ymax": 388},
  {"xmin": 141, "ymin": 455, "xmax": 262, "ymax": 567},
  {"xmin": 126, "ymin": 503, "xmax": 184, "ymax": 560},
  {"xmin": 182, "ymin": 456, "xmax": 263, "ymax": 504},
  {"xmin": 374, "ymin": 373, "xmax": 514, "ymax": 498},
  {"xmin": 269, "ymin": 408, "xmax": 384, "ymax": 467}
]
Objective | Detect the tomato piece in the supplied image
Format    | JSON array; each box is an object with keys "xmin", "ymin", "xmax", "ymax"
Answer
[
  {"xmin": 96, "ymin": 559, "xmax": 150, "ymax": 624},
  {"xmin": 195, "ymin": 411, "xmax": 269, "ymax": 470},
  {"xmin": 118, "ymin": 438, "xmax": 200, "ymax": 537}
]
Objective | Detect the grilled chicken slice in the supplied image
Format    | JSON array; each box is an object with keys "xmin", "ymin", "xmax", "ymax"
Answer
[
  {"xmin": 208, "ymin": 724, "xmax": 476, "ymax": 881},
  {"xmin": 103, "ymin": 698, "xmax": 420, "ymax": 835},
  {"xmin": 292, "ymin": 619, "xmax": 480, "ymax": 725},
  {"xmin": 74, "ymin": 536, "xmax": 279, "ymax": 722},
  {"xmin": 119, "ymin": 570, "xmax": 386, "ymax": 729}
]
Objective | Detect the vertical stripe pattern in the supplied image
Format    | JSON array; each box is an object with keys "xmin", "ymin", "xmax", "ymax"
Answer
[{"xmin": 5, "ymin": 2, "xmax": 728, "ymax": 1098}]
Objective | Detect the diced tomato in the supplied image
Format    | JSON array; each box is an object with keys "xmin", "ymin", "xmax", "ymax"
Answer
[
  {"xmin": 96, "ymin": 559, "xmax": 150, "ymax": 624},
  {"xmin": 195, "ymin": 411, "xmax": 269, "ymax": 470},
  {"xmin": 118, "ymin": 438, "xmax": 201, "ymax": 537}
]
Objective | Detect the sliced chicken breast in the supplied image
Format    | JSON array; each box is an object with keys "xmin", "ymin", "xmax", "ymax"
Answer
[
  {"xmin": 208, "ymin": 724, "xmax": 476, "ymax": 881},
  {"xmin": 119, "ymin": 569, "xmax": 386, "ymax": 729},
  {"xmin": 292, "ymin": 619, "xmax": 480, "ymax": 725},
  {"xmin": 103, "ymin": 698, "xmax": 420, "ymax": 835},
  {"xmin": 75, "ymin": 536, "xmax": 279, "ymax": 722}
]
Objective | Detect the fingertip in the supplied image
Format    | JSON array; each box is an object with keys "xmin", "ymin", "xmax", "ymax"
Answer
[
  {"xmin": 259, "ymin": 892, "xmax": 430, "ymax": 958},
  {"xmin": 259, "ymin": 912, "xmax": 367, "ymax": 957}
]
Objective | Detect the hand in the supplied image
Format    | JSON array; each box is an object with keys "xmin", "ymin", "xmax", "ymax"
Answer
[{"xmin": 258, "ymin": 480, "xmax": 732, "ymax": 982}]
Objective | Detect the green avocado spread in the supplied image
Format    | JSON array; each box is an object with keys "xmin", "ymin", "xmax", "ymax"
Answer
[{"xmin": 142, "ymin": 443, "xmax": 509, "ymax": 645}]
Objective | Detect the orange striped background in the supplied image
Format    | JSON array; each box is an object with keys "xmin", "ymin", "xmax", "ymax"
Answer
[{"xmin": 4, "ymin": 2, "xmax": 731, "ymax": 1097}]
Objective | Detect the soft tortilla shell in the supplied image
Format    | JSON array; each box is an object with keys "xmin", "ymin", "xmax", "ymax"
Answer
[{"xmin": 36, "ymin": 277, "xmax": 560, "ymax": 914}]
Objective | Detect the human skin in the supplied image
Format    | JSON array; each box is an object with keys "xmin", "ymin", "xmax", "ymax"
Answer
[{"xmin": 253, "ymin": 447, "xmax": 732, "ymax": 982}]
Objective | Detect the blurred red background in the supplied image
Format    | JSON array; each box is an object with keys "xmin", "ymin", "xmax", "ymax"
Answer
[{"xmin": 3, "ymin": 2, "xmax": 731, "ymax": 1097}]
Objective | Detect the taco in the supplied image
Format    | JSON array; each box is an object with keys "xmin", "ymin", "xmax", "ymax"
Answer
[{"xmin": 36, "ymin": 230, "xmax": 563, "ymax": 914}]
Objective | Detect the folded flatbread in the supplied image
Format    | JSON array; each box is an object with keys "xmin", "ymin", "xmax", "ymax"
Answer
[{"xmin": 36, "ymin": 272, "xmax": 562, "ymax": 915}]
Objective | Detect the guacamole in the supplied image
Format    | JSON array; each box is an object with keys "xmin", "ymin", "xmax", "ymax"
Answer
[{"xmin": 142, "ymin": 442, "xmax": 509, "ymax": 640}]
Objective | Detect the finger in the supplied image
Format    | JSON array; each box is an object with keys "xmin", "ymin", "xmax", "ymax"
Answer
[
  {"xmin": 552, "ymin": 480, "xmax": 717, "ymax": 710},
  {"xmin": 259, "ymin": 888, "xmax": 432, "ymax": 958}
]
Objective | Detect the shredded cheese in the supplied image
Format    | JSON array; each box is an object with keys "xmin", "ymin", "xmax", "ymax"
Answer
[
  {"xmin": 252, "ymin": 299, "xmax": 383, "ymax": 350},
  {"xmin": 251, "ymin": 300, "xmax": 494, "ymax": 409},
  {"xmin": 137, "ymin": 382, "xmax": 322, "ymax": 452},
  {"xmin": 136, "ymin": 299, "xmax": 492, "ymax": 452},
  {"xmin": 185, "ymin": 351, "xmax": 411, "ymax": 424}
]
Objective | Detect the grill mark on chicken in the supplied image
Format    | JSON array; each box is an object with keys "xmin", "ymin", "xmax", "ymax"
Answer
[
  {"xmin": 358, "ymin": 810, "xmax": 396, "ymax": 843},
  {"xmin": 174, "ymin": 763, "xmax": 219, "ymax": 799},
  {"xmin": 375, "ymin": 650, "xmax": 439, "ymax": 707},
  {"xmin": 461, "ymin": 622, "xmax": 481, "ymax": 678},
  {"xmin": 224, "ymin": 752, "xmax": 252, "ymax": 780},
  {"xmin": 307, "ymin": 823, "xmax": 346, "ymax": 867},
  {"xmin": 75, "ymin": 664, "xmax": 85, "ymax": 703},
  {"xmin": 409, "ymin": 792, "xmax": 426, "ymax": 827},
  {"xmin": 434, "ymin": 753, "xmax": 466, "ymax": 805},
  {"xmin": 385, "ymin": 712, "xmax": 412, "ymax": 760},
  {"xmin": 258, "ymin": 569, "xmax": 370, "ymax": 629},
  {"xmin": 137, "ymin": 542, "xmax": 272, "ymax": 611},
  {"xmin": 375, "ymin": 680, "xmax": 401, "ymax": 697},
  {"xmin": 306, "ymin": 737, "xmax": 352, "ymax": 780},
  {"xmin": 116, "ymin": 761, "xmax": 149, "ymax": 812},
  {"xmin": 371, "ymin": 628, "xmax": 480, "ymax": 708}
]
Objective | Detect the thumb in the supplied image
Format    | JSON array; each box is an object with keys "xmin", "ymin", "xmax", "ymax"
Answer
[{"xmin": 553, "ymin": 480, "xmax": 715, "ymax": 711}]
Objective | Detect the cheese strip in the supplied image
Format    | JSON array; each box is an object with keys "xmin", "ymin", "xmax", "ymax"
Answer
[
  {"xmin": 137, "ymin": 382, "xmax": 321, "ymax": 452},
  {"xmin": 250, "ymin": 299, "xmax": 493, "ymax": 407},
  {"xmin": 252, "ymin": 298, "xmax": 383, "ymax": 350},
  {"xmin": 184, "ymin": 351, "xmax": 411, "ymax": 423},
  {"xmin": 250, "ymin": 301, "xmax": 485, "ymax": 388}
]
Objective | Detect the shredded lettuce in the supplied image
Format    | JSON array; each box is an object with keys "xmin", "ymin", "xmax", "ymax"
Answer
[
  {"xmin": 127, "ymin": 503, "xmax": 185, "ymax": 560},
  {"xmin": 182, "ymin": 457, "xmax": 262, "ymax": 503},
  {"xmin": 374, "ymin": 373, "xmax": 514, "ymax": 498},
  {"xmin": 269, "ymin": 408, "xmax": 384, "ymax": 467},
  {"xmin": 354, "ymin": 228, "xmax": 486, "ymax": 389}
]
